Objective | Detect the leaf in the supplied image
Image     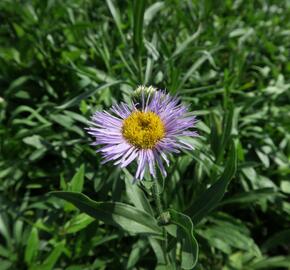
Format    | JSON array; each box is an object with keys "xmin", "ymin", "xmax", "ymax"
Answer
[
  {"xmin": 126, "ymin": 239, "xmax": 147, "ymax": 269},
  {"xmin": 217, "ymin": 104, "xmax": 236, "ymax": 161},
  {"xmin": 144, "ymin": 33, "xmax": 158, "ymax": 84},
  {"xmin": 24, "ymin": 227, "xmax": 39, "ymax": 264},
  {"xmin": 56, "ymin": 81, "xmax": 121, "ymax": 110},
  {"xmin": 106, "ymin": 0, "xmax": 126, "ymax": 44},
  {"xmin": 172, "ymin": 24, "xmax": 203, "ymax": 58},
  {"xmin": 280, "ymin": 180, "xmax": 290, "ymax": 194},
  {"xmin": 35, "ymin": 242, "xmax": 65, "ymax": 270},
  {"xmin": 23, "ymin": 135, "xmax": 43, "ymax": 149},
  {"xmin": 123, "ymin": 168, "xmax": 153, "ymax": 215},
  {"xmin": 50, "ymin": 192, "xmax": 161, "ymax": 235},
  {"xmin": 6, "ymin": 75, "xmax": 33, "ymax": 94},
  {"xmin": 133, "ymin": 0, "xmax": 146, "ymax": 55},
  {"xmin": 199, "ymin": 224, "xmax": 260, "ymax": 255},
  {"xmin": 179, "ymin": 49, "xmax": 219, "ymax": 89},
  {"xmin": 256, "ymin": 149, "xmax": 270, "ymax": 168},
  {"xmin": 148, "ymin": 238, "xmax": 166, "ymax": 265},
  {"xmin": 64, "ymin": 213, "xmax": 94, "ymax": 234},
  {"xmin": 262, "ymin": 229, "xmax": 290, "ymax": 252},
  {"xmin": 186, "ymin": 140, "xmax": 237, "ymax": 224},
  {"xmin": 93, "ymin": 234, "xmax": 119, "ymax": 247},
  {"xmin": 144, "ymin": 2, "xmax": 164, "ymax": 26},
  {"xmin": 0, "ymin": 214, "xmax": 11, "ymax": 248},
  {"xmin": 64, "ymin": 164, "xmax": 85, "ymax": 212},
  {"xmin": 70, "ymin": 164, "xmax": 85, "ymax": 193},
  {"xmin": 11, "ymin": 105, "xmax": 50, "ymax": 125},
  {"xmin": 165, "ymin": 210, "xmax": 199, "ymax": 269},
  {"xmin": 219, "ymin": 188, "xmax": 279, "ymax": 206},
  {"xmin": 124, "ymin": 170, "xmax": 167, "ymax": 266},
  {"xmin": 0, "ymin": 259, "xmax": 12, "ymax": 270},
  {"xmin": 248, "ymin": 256, "xmax": 290, "ymax": 269}
]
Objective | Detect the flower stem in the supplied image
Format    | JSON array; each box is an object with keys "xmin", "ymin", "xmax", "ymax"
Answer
[
  {"xmin": 152, "ymin": 179, "xmax": 168, "ymax": 264},
  {"xmin": 152, "ymin": 179, "xmax": 163, "ymax": 216}
]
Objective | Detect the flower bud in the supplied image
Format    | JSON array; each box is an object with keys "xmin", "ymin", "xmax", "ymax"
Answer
[{"xmin": 132, "ymin": 85, "xmax": 157, "ymax": 103}]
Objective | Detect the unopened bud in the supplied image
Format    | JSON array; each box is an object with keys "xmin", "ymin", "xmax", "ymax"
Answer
[{"xmin": 132, "ymin": 85, "xmax": 157, "ymax": 103}]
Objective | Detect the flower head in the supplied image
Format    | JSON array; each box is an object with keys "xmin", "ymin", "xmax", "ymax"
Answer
[{"xmin": 87, "ymin": 87, "xmax": 197, "ymax": 181}]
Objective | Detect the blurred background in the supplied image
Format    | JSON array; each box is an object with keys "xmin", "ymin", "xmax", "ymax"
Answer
[{"xmin": 0, "ymin": 0, "xmax": 290, "ymax": 269}]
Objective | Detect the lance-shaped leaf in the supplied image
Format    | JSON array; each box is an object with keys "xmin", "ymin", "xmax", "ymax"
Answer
[
  {"xmin": 50, "ymin": 191, "xmax": 162, "ymax": 235},
  {"xmin": 186, "ymin": 139, "xmax": 237, "ymax": 224},
  {"xmin": 165, "ymin": 210, "xmax": 199, "ymax": 270},
  {"xmin": 56, "ymin": 81, "xmax": 121, "ymax": 110},
  {"xmin": 123, "ymin": 168, "xmax": 153, "ymax": 215}
]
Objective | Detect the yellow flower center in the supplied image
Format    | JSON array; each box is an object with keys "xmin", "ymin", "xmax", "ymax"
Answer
[{"xmin": 122, "ymin": 111, "xmax": 165, "ymax": 149}]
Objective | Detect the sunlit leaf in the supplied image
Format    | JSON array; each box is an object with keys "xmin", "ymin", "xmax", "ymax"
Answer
[{"xmin": 50, "ymin": 192, "xmax": 162, "ymax": 235}]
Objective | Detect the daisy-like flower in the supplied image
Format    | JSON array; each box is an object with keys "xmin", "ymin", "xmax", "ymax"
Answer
[{"xmin": 87, "ymin": 86, "xmax": 197, "ymax": 181}]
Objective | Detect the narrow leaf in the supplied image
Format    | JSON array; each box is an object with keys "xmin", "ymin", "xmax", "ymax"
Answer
[
  {"xmin": 24, "ymin": 227, "xmax": 39, "ymax": 264},
  {"xmin": 144, "ymin": 2, "xmax": 164, "ymax": 26},
  {"xmin": 262, "ymin": 229, "xmax": 290, "ymax": 252},
  {"xmin": 165, "ymin": 210, "xmax": 199, "ymax": 269},
  {"xmin": 248, "ymin": 256, "xmax": 290, "ymax": 269},
  {"xmin": 186, "ymin": 140, "xmax": 237, "ymax": 224},
  {"xmin": 57, "ymin": 81, "xmax": 121, "ymax": 110},
  {"xmin": 70, "ymin": 164, "xmax": 85, "ymax": 193},
  {"xmin": 64, "ymin": 213, "xmax": 94, "ymax": 234},
  {"xmin": 133, "ymin": 0, "xmax": 146, "ymax": 55},
  {"xmin": 219, "ymin": 188, "xmax": 279, "ymax": 206},
  {"xmin": 50, "ymin": 191, "xmax": 161, "ymax": 235},
  {"xmin": 33, "ymin": 242, "xmax": 65, "ymax": 270},
  {"xmin": 172, "ymin": 24, "xmax": 203, "ymax": 58},
  {"xmin": 106, "ymin": 0, "xmax": 126, "ymax": 44},
  {"xmin": 123, "ymin": 168, "xmax": 153, "ymax": 215}
]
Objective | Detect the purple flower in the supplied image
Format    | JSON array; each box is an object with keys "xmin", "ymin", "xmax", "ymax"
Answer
[{"xmin": 87, "ymin": 87, "xmax": 197, "ymax": 181}]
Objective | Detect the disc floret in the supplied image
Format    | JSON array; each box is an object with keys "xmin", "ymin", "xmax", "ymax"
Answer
[{"xmin": 122, "ymin": 111, "xmax": 165, "ymax": 149}]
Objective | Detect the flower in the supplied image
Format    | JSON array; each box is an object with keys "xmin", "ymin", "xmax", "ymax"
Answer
[{"xmin": 87, "ymin": 87, "xmax": 197, "ymax": 181}]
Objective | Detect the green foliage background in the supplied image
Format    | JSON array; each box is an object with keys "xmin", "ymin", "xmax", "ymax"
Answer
[{"xmin": 0, "ymin": 0, "xmax": 290, "ymax": 269}]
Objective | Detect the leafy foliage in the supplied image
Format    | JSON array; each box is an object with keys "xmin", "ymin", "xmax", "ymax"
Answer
[{"xmin": 0, "ymin": 0, "xmax": 290, "ymax": 269}]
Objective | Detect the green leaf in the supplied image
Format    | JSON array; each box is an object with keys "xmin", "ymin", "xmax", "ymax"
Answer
[
  {"xmin": 126, "ymin": 239, "xmax": 147, "ymax": 269},
  {"xmin": 165, "ymin": 210, "xmax": 199, "ymax": 269},
  {"xmin": 50, "ymin": 192, "xmax": 161, "ymax": 235},
  {"xmin": 64, "ymin": 213, "xmax": 94, "ymax": 234},
  {"xmin": 248, "ymin": 256, "xmax": 290, "ymax": 269},
  {"xmin": 219, "ymin": 188, "xmax": 279, "ymax": 206},
  {"xmin": 24, "ymin": 227, "xmax": 39, "ymax": 264},
  {"xmin": 123, "ymin": 168, "xmax": 153, "ymax": 215},
  {"xmin": 23, "ymin": 135, "xmax": 43, "ymax": 149},
  {"xmin": 148, "ymin": 238, "xmax": 166, "ymax": 265},
  {"xmin": 69, "ymin": 164, "xmax": 85, "ymax": 193},
  {"xmin": 56, "ymin": 81, "xmax": 121, "ymax": 110},
  {"xmin": 262, "ymin": 229, "xmax": 290, "ymax": 252},
  {"xmin": 217, "ymin": 104, "xmax": 236, "ymax": 162},
  {"xmin": 281, "ymin": 180, "xmax": 290, "ymax": 194},
  {"xmin": 93, "ymin": 234, "xmax": 119, "ymax": 247},
  {"xmin": 133, "ymin": 0, "xmax": 146, "ymax": 55},
  {"xmin": 179, "ymin": 49, "xmax": 218, "ymax": 89},
  {"xmin": 199, "ymin": 224, "xmax": 260, "ymax": 255},
  {"xmin": 6, "ymin": 75, "xmax": 33, "ymax": 94},
  {"xmin": 172, "ymin": 24, "xmax": 203, "ymax": 58},
  {"xmin": 0, "ymin": 214, "xmax": 11, "ymax": 249},
  {"xmin": 256, "ymin": 149, "xmax": 270, "ymax": 168},
  {"xmin": 186, "ymin": 140, "xmax": 237, "ymax": 224},
  {"xmin": 124, "ymin": 170, "xmax": 167, "ymax": 266},
  {"xmin": 0, "ymin": 259, "xmax": 12, "ymax": 270},
  {"xmin": 144, "ymin": 2, "xmax": 164, "ymax": 26},
  {"xmin": 36, "ymin": 242, "xmax": 65, "ymax": 270},
  {"xmin": 106, "ymin": 0, "xmax": 126, "ymax": 44}
]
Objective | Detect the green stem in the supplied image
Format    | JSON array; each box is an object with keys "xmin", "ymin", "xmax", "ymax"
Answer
[
  {"xmin": 152, "ymin": 179, "xmax": 163, "ymax": 216},
  {"xmin": 152, "ymin": 180, "xmax": 168, "ymax": 264}
]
